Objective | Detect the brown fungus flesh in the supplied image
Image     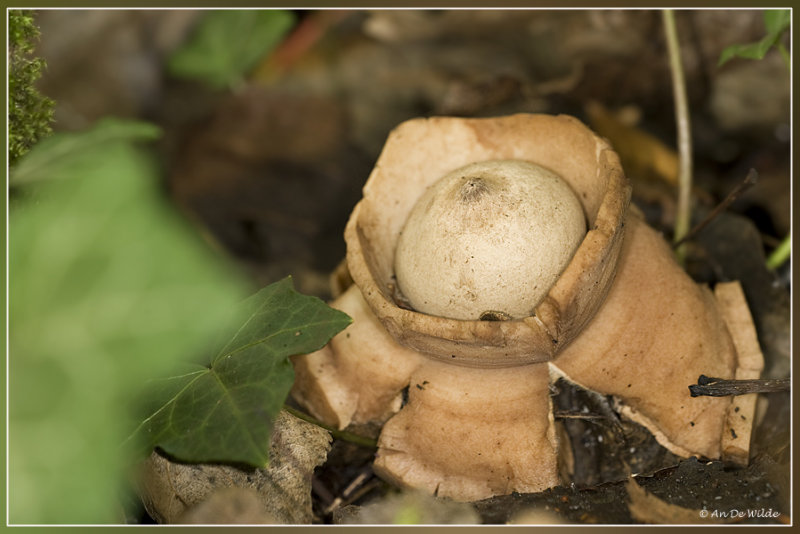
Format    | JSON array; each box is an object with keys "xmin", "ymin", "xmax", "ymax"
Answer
[
  {"xmin": 290, "ymin": 114, "xmax": 763, "ymax": 502},
  {"xmin": 345, "ymin": 114, "xmax": 630, "ymax": 366}
]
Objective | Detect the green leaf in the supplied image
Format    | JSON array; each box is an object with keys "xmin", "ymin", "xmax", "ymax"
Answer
[
  {"xmin": 168, "ymin": 10, "xmax": 295, "ymax": 88},
  {"xmin": 718, "ymin": 9, "xmax": 790, "ymax": 67},
  {"xmin": 9, "ymin": 123, "xmax": 249, "ymax": 523},
  {"xmin": 130, "ymin": 277, "xmax": 351, "ymax": 467},
  {"xmin": 763, "ymin": 9, "xmax": 790, "ymax": 36},
  {"xmin": 9, "ymin": 117, "xmax": 161, "ymax": 185},
  {"xmin": 718, "ymin": 38, "xmax": 777, "ymax": 66}
]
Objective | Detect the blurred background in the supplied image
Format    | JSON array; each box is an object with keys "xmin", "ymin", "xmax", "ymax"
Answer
[{"xmin": 31, "ymin": 9, "xmax": 791, "ymax": 297}]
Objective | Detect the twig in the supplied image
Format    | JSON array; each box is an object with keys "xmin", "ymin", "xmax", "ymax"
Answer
[
  {"xmin": 688, "ymin": 375, "xmax": 790, "ymax": 397},
  {"xmin": 672, "ymin": 168, "xmax": 759, "ymax": 248},
  {"xmin": 338, "ymin": 477, "xmax": 383, "ymax": 510},
  {"xmin": 283, "ymin": 405, "xmax": 378, "ymax": 449},
  {"xmin": 553, "ymin": 411, "xmax": 607, "ymax": 421},
  {"xmin": 760, "ymin": 232, "xmax": 782, "ymax": 248},
  {"xmin": 662, "ymin": 10, "xmax": 693, "ymax": 265},
  {"xmin": 324, "ymin": 466, "xmax": 375, "ymax": 515}
]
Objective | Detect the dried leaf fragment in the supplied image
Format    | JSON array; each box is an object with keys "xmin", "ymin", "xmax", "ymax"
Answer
[
  {"xmin": 714, "ymin": 281, "xmax": 765, "ymax": 466},
  {"xmin": 138, "ymin": 410, "xmax": 331, "ymax": 524},
  {"xmin": 178, "ymin": 487, "xmax": 278, "ymax": 524},
  {"xmin": 585, "ymin": 100, "xmax": 679, "ymax": 186}
]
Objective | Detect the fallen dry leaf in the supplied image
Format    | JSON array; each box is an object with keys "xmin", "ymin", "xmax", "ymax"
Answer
[
  {"xmin": 138, "ymin": 410, "xmax": 332, "ymax": 524},
  {"xmin": 178, "ymin": 487, "xmax": 278, "ymax": 524},
  {"xmin": 585, "ymin": 100, "xmax": 678, "ymax": 186}
]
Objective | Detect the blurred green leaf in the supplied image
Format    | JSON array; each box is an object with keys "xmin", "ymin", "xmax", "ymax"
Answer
[
  {"xmin": 130, "ymin": 277, "xmax": 351, "ymax": 467},
  {"xmin": 718, "ymin": 9, "xmax": 790, "ymax": 66},
  {"xmin": 9, "ymin": 120, "xmax": 249, "ymax": 523},
  {"xmin": 168, "ymin": 10, "xmax": 295, "ymax": 88},
  {"xmin": 10, "ymin": 118, "xmax": 161, "ymax": 185},
  {"xmin": 763, "ymin": 9, "xmax": 790, "ymax": 35},
  {"xmin": 718, "ymin": 38, "xmax": 776, "ymax": 66}
]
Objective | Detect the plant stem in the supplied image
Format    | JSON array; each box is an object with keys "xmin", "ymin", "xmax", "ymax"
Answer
[
  {"xmin": 765, "ymin": 233, "xmax": 791, "ymax": 270},
  {"xmin": 283, "ymin": 405, "xmax": 378, "ymax": 449},
  {"xmin": 777, "ymin": 42, "xmax": 790, "ymax": 70},
  {"xmin": 766, "ymin": 30, "xmax": 789, "ymax": 271},
  {"xmin": 663, "ymin": 10, "xmax": 693, "ymax": 265}
]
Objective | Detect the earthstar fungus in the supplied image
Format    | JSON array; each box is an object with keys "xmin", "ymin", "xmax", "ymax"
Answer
[{"xmin": 290, "ymin": 114, "xmax": 764, "ymax": 502}]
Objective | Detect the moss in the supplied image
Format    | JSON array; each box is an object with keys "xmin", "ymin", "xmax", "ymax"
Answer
[{"xmin": 8, "ymin": 10, "xmax": 54, "ymax": 166}]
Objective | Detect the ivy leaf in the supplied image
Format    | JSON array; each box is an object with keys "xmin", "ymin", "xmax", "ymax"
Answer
[
  {"xmin": 9, "ymin": 121, "xmax": 249, "ymax": 523},
  {"xmin": 168, "ymin": 10, "xmax": 295, "ymax": 88},
  {"xmin": 718, "ymin": 9, "xmax": 790, "ymax": 66},
  {"xmin": 131, "ymin": 277, "xmax": 351, "ymax": 467}
]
